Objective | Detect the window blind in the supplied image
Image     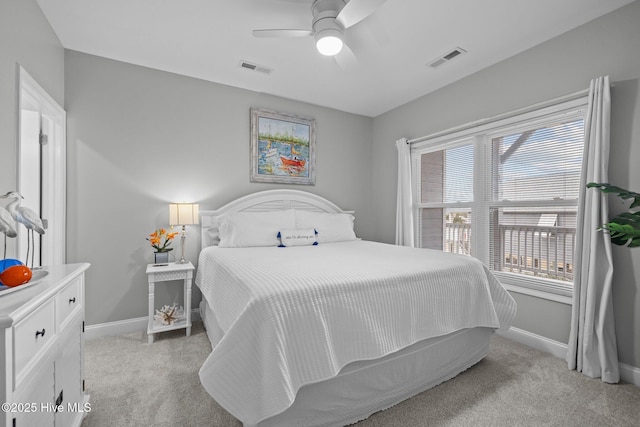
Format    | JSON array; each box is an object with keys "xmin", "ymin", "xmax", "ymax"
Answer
[{"xmin": 412, "ymin": 96, "xmax": 588, "ymax": 297}]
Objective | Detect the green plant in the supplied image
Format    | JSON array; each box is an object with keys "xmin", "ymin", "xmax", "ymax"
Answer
[{"xmin": 587, "ymin": 183, "xmax": 640, "ymax": 247}]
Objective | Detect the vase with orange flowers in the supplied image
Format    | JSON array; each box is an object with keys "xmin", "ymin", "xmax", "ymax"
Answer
[{"xmin": 147, "ymin": 228, "xmax": 178, "ymax": 263}]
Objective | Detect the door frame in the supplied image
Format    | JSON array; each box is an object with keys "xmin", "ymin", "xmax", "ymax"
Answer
[{"xmin": 17, "ymin": 65, "xmax": 66, "ymax": 266}]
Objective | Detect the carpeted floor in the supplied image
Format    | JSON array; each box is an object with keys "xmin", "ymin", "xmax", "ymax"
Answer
[{"xmin": 81, "ymin": 322, "xmax": 640, "ymax": 426}]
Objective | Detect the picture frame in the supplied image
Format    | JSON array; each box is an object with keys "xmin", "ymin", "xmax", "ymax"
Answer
[{"xmin": 250, "ymin": 107, "xmax": 316, "ymax": 185}]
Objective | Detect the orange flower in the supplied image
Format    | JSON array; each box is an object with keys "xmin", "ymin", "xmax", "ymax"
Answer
[{"xmin": 146, "ymin": 228, "xmax": 175, "ymax": 253}]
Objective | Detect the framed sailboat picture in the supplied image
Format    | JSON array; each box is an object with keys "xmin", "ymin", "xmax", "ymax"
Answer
[{"xmin": 250, "ymin": 107, "xmax": 316, "ymax": 185}]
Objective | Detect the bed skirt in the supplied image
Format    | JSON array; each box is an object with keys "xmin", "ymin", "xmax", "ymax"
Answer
[{"xmin": 199, "ymin": 298, "xmax": 494, "ymax": 427}]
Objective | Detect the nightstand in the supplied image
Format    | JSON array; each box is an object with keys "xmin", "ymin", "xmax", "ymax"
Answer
[{"xmin": 145, "ymin": 261, "xmax": 194, "ymax": 344}]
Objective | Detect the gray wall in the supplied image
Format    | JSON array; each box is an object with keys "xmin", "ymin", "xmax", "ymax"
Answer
[
  {"xmin": 64, "ymin": 51, "xmax": 373, "ymax": 325},
  {"xmin": 372, "ymin": 1, "xmax": 640, "ymax": 368},
  {"xmin": 0, "ymin": 0, "xmax": 64, "ymax": 256},
  {"xmin": 6, "ymin": 0, "xmax": 639, "ymax": 370}
]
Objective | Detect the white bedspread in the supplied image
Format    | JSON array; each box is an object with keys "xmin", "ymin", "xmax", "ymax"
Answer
[{"xmin": 196, "ymin": 240, "xmax": 516, "ymax": 425}]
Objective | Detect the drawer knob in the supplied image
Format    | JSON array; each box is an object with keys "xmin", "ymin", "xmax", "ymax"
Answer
[
  {"xmin": 69, "ymin": 297, "xmax": 76, "ymax": 304},
  {"xmin": 35, "ymin": 328, "xmax": 46, "ymax": 338}
]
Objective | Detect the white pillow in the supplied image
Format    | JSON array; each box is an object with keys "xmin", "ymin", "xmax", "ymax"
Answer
[
  {"xmin": 206, "ymin": 227, "xmax": 220, "ymax": 246},
  {"xmin": 218, "ymin": 209, "xmax": 295, "ymax": 247},
  {"xmin": 277, "ymin": 228, "xmax": 318, "ymax": 247},
  {"xmin": 294, "ymin": 210, "xmax": 356, "ymax": 243}
]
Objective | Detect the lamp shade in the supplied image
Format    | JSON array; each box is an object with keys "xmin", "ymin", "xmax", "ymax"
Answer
[{"xmin": 169, "ymin": 203, "xmax": 199, "ymax": 226}]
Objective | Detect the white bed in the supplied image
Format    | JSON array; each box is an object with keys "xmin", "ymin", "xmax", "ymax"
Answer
[{"xmin": 195, "ymin": 189, "xmax": 516, "ymax": 427}]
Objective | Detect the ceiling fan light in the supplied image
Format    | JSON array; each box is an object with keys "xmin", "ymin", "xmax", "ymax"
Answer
[
  {"xmin": 315, "ymin": 29, "xmax": 343, "ymax": 56},
  {"xmin": 316, "ymin": 36, "xmax": 343, "ymax": 56}
]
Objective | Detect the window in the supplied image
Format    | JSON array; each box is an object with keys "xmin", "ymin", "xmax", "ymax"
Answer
[
  {"xmin": 413, "ymin": 98, "xmax": 587, "ymax": 299},
  {"xmin": 418, "ymin": 142, "xmax": 474, "ymax": 255}
]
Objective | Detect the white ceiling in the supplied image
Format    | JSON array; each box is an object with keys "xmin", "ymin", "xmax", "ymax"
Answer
[{"xmin": 37, "ymin": 0, "xmax": 634, "ymax": 117}]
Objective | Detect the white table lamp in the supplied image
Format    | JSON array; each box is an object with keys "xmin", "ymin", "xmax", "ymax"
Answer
[{"xmin": 169, "ymin": 203, "xmax": 199, "ymax": 264}]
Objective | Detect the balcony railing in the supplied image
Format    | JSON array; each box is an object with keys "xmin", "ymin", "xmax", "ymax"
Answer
[
  {"xmin": 444, "ymin": 222, "xmax": 472, "ymax": 255},
  {"xmin": 444, "ymin": 223, "xmax": 576, "ymax": 282}
]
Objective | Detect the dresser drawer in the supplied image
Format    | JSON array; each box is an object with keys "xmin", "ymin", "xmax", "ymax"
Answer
[
  {"xmin": 56, "ymin": 277, "xmax": 82, "ymax": 327},
  {"xmin": 13, "ymin": 299, "xmax": 55, "ymax": 380}
]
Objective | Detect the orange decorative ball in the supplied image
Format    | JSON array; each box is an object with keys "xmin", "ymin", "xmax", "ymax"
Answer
[{"xmin": 0, "ymin": 265, "xmax": 32, "ymax": 288}]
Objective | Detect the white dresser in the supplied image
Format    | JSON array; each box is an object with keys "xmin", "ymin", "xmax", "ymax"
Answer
[{"xmin": 0, "ymin": 263, "xmax": 90, "ymax": 427}]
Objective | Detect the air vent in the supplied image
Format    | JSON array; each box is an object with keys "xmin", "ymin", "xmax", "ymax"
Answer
[
  {"xmin": 239, "ymin": 60, "xmax": 273, "ymax": 75},
  {"xmin": 428, "ymin": 47, "xmax": 467, "ymax": 69}
]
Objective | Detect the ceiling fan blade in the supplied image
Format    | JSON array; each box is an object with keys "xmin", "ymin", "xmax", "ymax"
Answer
[
  {"xmin": 335, "ymin": 0, "xmax": 387, "ymax": 29},
  {"xmin": 252, "ymin": 29, "xmax": 313, "ymax": 38},
  {"xmin": 334, "ymin": 42, "xmax": 358, "ymax": 71}
]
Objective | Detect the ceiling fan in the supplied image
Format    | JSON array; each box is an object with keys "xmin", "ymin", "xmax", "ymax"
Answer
[{"xmin": 253, "ymin": 0, "xmax": 387, "ymax": 62}]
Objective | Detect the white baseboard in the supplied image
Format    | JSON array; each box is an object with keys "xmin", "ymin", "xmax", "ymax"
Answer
[
  {"xmin": 85, "ymin": 316, "xmax": 148, "ymax": 340},
  {"xmin": 620, "ymin": 362, "xmax": 640, "ymax": 386},
  {"xmin": 85, "ymin": 309, "xmax": 202, "ymax": 340},
  {"xmin": 497, "ymin": 326, "xmax": 640, "ymax": 387},
  {"xmin": 496, "ymin": 326, "xmax": 568, "ymax": 359}
]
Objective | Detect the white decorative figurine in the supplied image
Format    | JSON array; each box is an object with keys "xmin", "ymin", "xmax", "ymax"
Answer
[
  {"xmin": 0, "ymin": 206, "xmax": 17, "ymax": 258},
  {"xmin": 0, "ymin": 191, "xmax": 46, "ymax": 267}
]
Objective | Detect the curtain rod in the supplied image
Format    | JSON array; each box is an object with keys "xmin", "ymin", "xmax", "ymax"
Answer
[{"xmin": 407, "ymin": 87, "xmax": 592, "ymax": 145}]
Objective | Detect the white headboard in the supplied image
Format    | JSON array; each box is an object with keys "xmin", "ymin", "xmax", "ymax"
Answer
[{"xmin": 200, "ymin": 189, "xmax": 355, "ymax": 248}]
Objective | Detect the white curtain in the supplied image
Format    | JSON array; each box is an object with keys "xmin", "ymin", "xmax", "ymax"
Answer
[
  {"xmin": 395, "ymin": 138, "xmax": 414, "ymax": 247},
  {"xmin": 566, "ymin": 76, "xmax": 619, "ymax": 383}
]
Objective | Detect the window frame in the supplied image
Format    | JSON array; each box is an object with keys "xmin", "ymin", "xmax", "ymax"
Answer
[{"xmin": 411, "ymin": 96, "xmax": 588, "ymax": 303}]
